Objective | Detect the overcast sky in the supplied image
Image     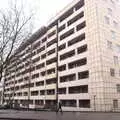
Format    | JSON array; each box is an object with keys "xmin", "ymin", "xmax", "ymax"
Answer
[
  {"xmin": 0, "ymin": 0, "xmax": 73, "ymax": 31},
  {"xmin": 27, "ymin": 0, "xmax": 73, "ymax": 30}
]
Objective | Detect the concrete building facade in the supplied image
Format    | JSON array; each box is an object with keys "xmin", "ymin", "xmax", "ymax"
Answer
[{"xmin": 3, "ymin": 0, "xmax": 120, "ymax": 111}]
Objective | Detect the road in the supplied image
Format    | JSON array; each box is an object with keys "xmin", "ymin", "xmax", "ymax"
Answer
[{"xmin": 0, "ymin": 110, "xmax": 120, "ymax": 120}]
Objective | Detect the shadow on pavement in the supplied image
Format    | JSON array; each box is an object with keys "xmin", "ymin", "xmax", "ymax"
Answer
[{"xmin": 0, "ymin": 118, "xmax": 47, "ymax": 120}]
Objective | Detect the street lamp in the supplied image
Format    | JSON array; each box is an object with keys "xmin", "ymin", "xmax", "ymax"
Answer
[{"xmin": 93, "ymin": 95, "xmax": 96, "ymax": 111}]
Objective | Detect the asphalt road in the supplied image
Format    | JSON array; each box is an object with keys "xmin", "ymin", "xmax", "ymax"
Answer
[{"xmin": 0, "ymin": 110, "xmax": 120, "ymax": 120}]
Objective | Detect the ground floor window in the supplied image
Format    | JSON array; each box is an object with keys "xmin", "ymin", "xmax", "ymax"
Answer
[
  {"xmin": 79, "ymin": 99, "xmax": 90, "ymax": 108},
  {"xmin": 45, "ymin": 100, "xmax": 56, "ymax": 106},
  {"xmin": 35, "ymin": 100, "xmax": 44, "ymax": 105},
  {"xmin": 61, "ymin": 100, "xmax": 76, "ymax": 107},
  {"xmin": 113, "ymin": 99, "xmax": 118, "ymax": 108}
]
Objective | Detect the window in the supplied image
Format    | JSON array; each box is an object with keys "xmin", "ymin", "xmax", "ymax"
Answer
[
  {"xmin": 68, "ymin": 33, "xmax": 85, "ymax": 46},
  {"xmin": 33, "ymin": 41, "xmax": 40, "ymax": 50},
  {"xmin": 37, "ymin": 46, "xmax": 45, "ymax": 54},
  {"xmin": 58, "ymin": 88, "xmax": 66, "ymax": 94},
  {"xmin": 60, "ymin": 28, "xmax": 74, "ymax": 41},
  {"xmin": 32, "ymin": 56, "xmax": 40, "ymax": 63},
  {"xmin": 67, "ymin": 12, "xmax": 84, "ymax": 26},
  {"xmin": 47, "ymin": 48, "xmax": 55, "ymax": 56},
  {"xmin": 111, "ymin": 30, "xmax": 116, "ymax": 39},
  {"xmin": 30, "ymin": 83, "xmax": 34, "ymax": 87},
  {"xmin": 42, "ymin": 37, "xmax": 47, "ymax": 43},
  {"xmin": 113, "ymin": 99, "xmax": 118, "ymax": 108},
  {"xmin": 41, "ymin": 53, "xmax": 46, "ymax": 59},
  {"xmin": 60, "ymin": 74, "xmax": 76, "ymax": 82},
  {"xmin": 48, "ymin": 30, "xmax": 56, "ymax": 38},
  {"xmin": 108, "ymin": 8, "xmax": 112, "ymax": 16},
  {"xmin": 107, "ymin": 41, "xmax": 112, "ymax": 49},
  {"xmin": 60, "ymin": 8, "xmax": 73, "ymax": 22},
  {"xmin": 58, "ymin": 43, "xmax": 66, "ymax": 51},
  {"xmin": 36, "ymin": 63, "xmax": 45, "ymax": 70},
  {"xmin": 79, "ymin": 100, "xmax": 90, "ymax": 108},
  {"xmin": 113, "ymin": 21, "xmax": 118, "ymax": 28},
  {"xmin": 35, "ymin": 100, "xmax": 44, "ymax": 105},
  {"xmin": 110, "ymin": 0, "xmax": 115, "ymax": 5},
  {"xmin": 23, "ymin": 92, "xmax": 28, "ymax": 96},
  {"xmin": 47, "ymin": 38, "xmax": 57, "ymax": 47},
  {"xmin": 116, "ymin": 84, "xmax": 120, "ymax": 93},
  {"xmin": 78, "ymin": 71, "xmax": 89, "ymax": 79},
  {"xmin": 74, "ymin": 0, "xmax": 84, "ymax": 11},
  {"xmin": 69, "ymin": 85, "xmax": 88, "ymax": 94},
  {"xmin": 48, "ymin": 20, "xmax": 57, "ymax": 30},
  {"xmin": 68, "ymin": 58, "xmax": 87, "ymax": 69},
  {"xmin": 104, "ymin": 16, "xmax": 110, "ymax": 24},
  {"xmin": 46, "ymin": 57, "xmax": 57, "ymax": 65},
  {"xmin": 32, "ymin": 73, "xmax": 39, "ymax": 79},
  {"xmin": 41, "ymin": 71, "xmax": 46, "ymax": 76},
  {"xmin": 47, "ymin": 68, "xmax": 55, "ymax": 75},
  {"xmin": 116, "ymin": 44, "xmax": 120, "ymax": 53},
  {"xmin": 60, "ymin": 50, "xmax": 75, "ymax": 60},
  {"xmin": 47, "ymin": 89, "xmax": 55, "ymax": 95},
  {"xmin": 113, "ymin": 56, "xmax": 118, "ymax": 65},
  {"xmin": 76, "ymin": 21, "xmax": 86, "ymax": 31},
  {"xmin": 45, "ymin": 100, "xmax": 56, "ymax": 106},
  {"xmin": 59, "ymin": 64, "xmax": 66, "ymax": 71},
  {"xmin": 31, "ymin": 91, "xmax": 38, "ymax": 96},
  {"xmin": 77, "ymin": 44, "xmax": 87, "ymax": 54},
  {"xmin": 36, "ymin": 81, "xmax": 44, "ymax": 86},
  {"xmin": 58, "ymin": 24, "xmax": 66, "ymax": 32},
  {"xmin": 46, "ymin": 78, "xmax": 56, "ymax": 85},
  {"xmin": 61, "ymin": 100, "xmax": 76, "ymax": 107},
  {"xmin": 40, "ymin": 90, "xmax": 45, "ymax": 95},
  {"xmin": 110, "ymin": 68, "xmax": 115, "ymax": 76},
  {"xmin": 24, "ymin": 76, "xmax": 29, "ymax": 81}
]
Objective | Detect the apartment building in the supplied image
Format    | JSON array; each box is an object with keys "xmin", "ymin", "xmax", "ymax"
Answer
[{"xmin": 3, "ymin": 0, "xmax": 120, "ymax": 111}]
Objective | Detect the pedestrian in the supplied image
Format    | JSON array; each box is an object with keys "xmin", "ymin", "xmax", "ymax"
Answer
[{"xmin": 56, "ymin": 101, "xmax": 63, "ymax": 114}]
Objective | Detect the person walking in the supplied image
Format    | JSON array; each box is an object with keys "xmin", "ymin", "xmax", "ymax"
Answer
[{"xmin": 56, "ymin": 101, "xmax": 63, "ymax": 114}]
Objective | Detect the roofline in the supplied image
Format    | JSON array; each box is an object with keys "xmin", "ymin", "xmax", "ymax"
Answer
[{"xmin": 47, "ymin": 0, "xmax": 81, "ymax": 26}]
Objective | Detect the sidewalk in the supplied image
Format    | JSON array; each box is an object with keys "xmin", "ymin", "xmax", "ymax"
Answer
[{"xmin": 0, "ymin": 110, "xmax": 120, "ymax": 120}]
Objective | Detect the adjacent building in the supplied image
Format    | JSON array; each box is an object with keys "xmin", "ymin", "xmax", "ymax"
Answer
[{"xmin": 3, "ymin": 0, "xmax": 120, "ymax": 111}]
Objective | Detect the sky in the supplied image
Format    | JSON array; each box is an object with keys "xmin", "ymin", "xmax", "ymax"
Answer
[
  {"xmin": 0, "ymin": 0, "xmax": 73, "ymax": 31},
  {"xmin": 27, "ymin": 0, "xmax": 73, "ymax": 31}
]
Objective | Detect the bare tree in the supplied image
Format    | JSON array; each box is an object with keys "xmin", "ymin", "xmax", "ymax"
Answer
[{"xmin": 0, "ymin": 1, "xmax": 34, "ymax": 82}]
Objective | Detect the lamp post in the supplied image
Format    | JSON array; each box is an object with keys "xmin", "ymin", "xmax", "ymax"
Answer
[
  {"xmin": 27, "ymin": 44, "xmax": 32, "ymax": 110},
  {"xmin": 12, "ymin": 61, "xmax": 17, "ymax": 108},
  {"xmin": 56, "ymin": 22, "xmax": 59, "ymax": 108},
  {"xmin": 94, "ymin": 95, "xmax": 96, "ymax": 111}
]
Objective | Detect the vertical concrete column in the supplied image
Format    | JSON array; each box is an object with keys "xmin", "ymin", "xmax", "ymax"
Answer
[{"xmin": 76, "ymin": 99, "xmax": 79, "ymax": 108}]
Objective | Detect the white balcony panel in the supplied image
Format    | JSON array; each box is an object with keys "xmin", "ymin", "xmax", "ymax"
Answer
[
  {"xmin": 58, "ymin": 93, "xmax": 89, "ymax": 100},
  {"xmin": 45, "ymin": 95, "xmax": 56, "ymax": 100},
  {"xmin": 58, "ymin": 79, "xmax": 88, "ymax": 88},
  {"xmin": 46, "ymin": 63, "xmax": 56, "ymax": 69},
  {"xmin": 46, "ymin": 53, "xmax": 56, "ymax": 61},
  {"xmin": 59, "ymin": 51, "xmax": 88, "ymax": 66},
  {"xmin": 58, "ymin": 40, "xmax": 87, "ymax": 56},
  {"xmin": 46, "ymin": 43, "xmax": 57, "ymax": 52},
  {"xmin": 58, "ymin": 6, "xmax": 85, "ymax": 27},
  {"xmin": 58, "ymin": 28, "xmax": 85, "ymax": 46},
  {"xmin": 46, "ymin": 73, "xmax": 56, "ymax": 80},
  {"xmin": 45, "ymin": 84, "xmax": 56, "ymax": 90},
  {"xmin": 59, "ymin": 65, "xmax": 88, "ymax": 77},
  {"xmin": 58, "ymin": 17, "xmax": 85, "ymax": 36},
  {"xmin": 47, "ymin": 25, "xmax": 57, "ymax": 34}
]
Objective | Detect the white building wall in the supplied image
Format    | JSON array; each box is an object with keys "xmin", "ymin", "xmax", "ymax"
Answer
[{"xmin": 3, "ymin": 0, "xmax": 120, "ymax": 111}]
